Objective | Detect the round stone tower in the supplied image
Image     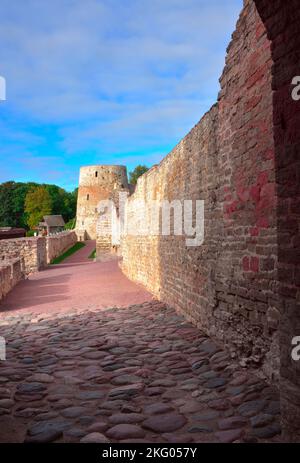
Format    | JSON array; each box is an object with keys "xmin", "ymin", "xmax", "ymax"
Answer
[{"xmin": 76, "ymin": 165, "xmax": 129, "ymax": 240}]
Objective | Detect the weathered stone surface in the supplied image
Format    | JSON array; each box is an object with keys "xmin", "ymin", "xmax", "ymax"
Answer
[
  {"xmin": 86, "ymin": 422, "xmax": 109, "ymax": 433},
  {"xmin": 14, "ymin": 407, "xmax": 44, "ymax": 418},
  {"xmin": 25, "ymin": 429, "xmax": 63, "ymax": 443},
  {"xmin": 27, "ymin": 374, "xmax": 54, "ymax": 384},
  {"xmin": 215, "ymin": 429, "xmax": 244, "ymax": 443},
  {"xmin": 205, "ymin": 378, "xmax": 227, "ymax": 389},
  {"xmin": 252, "ymin": 424, "xmax": 281, "ymax": 439},
  {"xmin": 61, "ymin": 407, "xmax": 87, "ymax": 418},
  {"xmin": 191, "ymin": 359, "xmax": 209, "ymax": 370},
  {"xmin": 265, "ymin": 401, "xmax": 280, "ymax": 416},
  {"xmin": 111, "ymin": 375, "xmax": 142, "ymax": 386},
  {"xmin": 106, "ymin": 424, "xmax": 145, "ymax": 440},
  {"xmin": 207, "ymin": 399, "xmax": 231, "ymax": 411},
  {"xmin": 193, "ymin": 410, "xmax": 220, "ymax": 421},
  {"xmin": 250, "ymin": 414, "xmax": 274, "ymax": 428},
  {"xmin": 109, "ymin": 413, "xmax": 145, "ymax": 425},
  {"xmin": 143, "ymin": 403, "xmax": 174, "ymax": 415},
  {"xmin": 0, "ymin": 293, "xmax": 281, "ymax": 444},
  {"xmin": 149, "ymin": 379, "xmax": 177, "ymax": 387},
  {"xmin": 143, "ymin": 414, "xmax": 186, "ymax": 433},
  {"xmin": 108, "ymin": 383, "xmax": 143, "ymax": 399},
  {"xmin": 163, "ymin": 433, "xmax": 194, "ymax": 443},
  {"xmin": 80, "ymin": 433, "xmax": 110, "ymax": 443},
  {"xmin": 121, "ymin": 404, "xmax": 142, "ymax": 414},
  {"xmin": 188, "ymin": 425, "xmax": 214, "ymax": 434},
  {"xmin": 76, "ymin": 391, "xmax": 105, "ymax": 400},
  {"xmin": 238, "ymin": 400, "xmax": 267, "ymax": 418},
  {"xmin": 0, "ymin": 399, "xmax": 14, "ymax": 409},
  {"xmin": 27, "ymin": 421, "xmax": 69, "ymax": 437},
  {"xmin": 218, "ymin": 416, "xmax": 248, "ymax": 430},
  {"xmin": 17, "ymin": 383, "xmax": 47, "ymax": 394}
]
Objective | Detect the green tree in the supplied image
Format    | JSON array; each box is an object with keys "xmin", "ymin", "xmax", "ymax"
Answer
[
  {"xmin": 44, "ymin": 185, "xmax": 78, "ymax": 223},
  {"xmin": 65, "ymin": 218, "xmax": 76, "ymax": 230},
  {"xmin": 11, "ymin": 182, "xmax": 37, "ymax": 228},
  {"xmin": 25, "ymin": 186, "xmax": 53, "ymax": 229},
  {"xmin": 0, "ymin": 182, "xmax": 16, "ymax": 227},
  {"xmin": 0, "ymin": 181, "xmax": 36, "ymax": 228},
  {"xmin": 0, "ymin": 181, "xmax": 77, "ymax": 229},
  {"xmin": 129, "ymin": 165, "xmax": 149, "ymax": 185}
]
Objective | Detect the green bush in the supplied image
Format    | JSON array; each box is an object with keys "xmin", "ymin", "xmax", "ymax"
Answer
[
  {"xmin": 65, "ymin": 218, "xmax": 76, "ymax": 230},
  {"xmin": 129, "ymin": 165, "xmax": 149, "ymax": 185},
  {"xmin": 26, "ymin": 230, "xmax": 36, "ymax": 237}
]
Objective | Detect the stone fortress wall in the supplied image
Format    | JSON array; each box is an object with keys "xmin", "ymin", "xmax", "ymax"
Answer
[
  {"xmin": 118, "ymin": 0, "xmax": 278, "ymax": 381},
  {"xmin": 70, "ymin": 1, "xmax": 278, "ymax": 385},
  {"xmin": 74, "ymin": 0, "xmax": 278, "ymax": 382},
  {"xmin": 84, "ymin": 0, "xmax": 300, "ymax": 439}
]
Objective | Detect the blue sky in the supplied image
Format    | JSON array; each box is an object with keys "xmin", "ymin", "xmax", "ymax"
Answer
[{"xmin": 0, "ymin": 0, "xmax": 243, "ymax": 191}]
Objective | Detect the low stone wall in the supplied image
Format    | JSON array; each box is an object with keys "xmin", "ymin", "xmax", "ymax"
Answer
[
  {"xmin": 0, "ymin": 231, "xmax": 77, "ymax": 302},
  {"xmin": 0, "ymin": 231, "xmax": 77, "ymax": 276},
  {"xmin": 46, "ymin": 231, "xmax": 77, "ymax": 264},
  {"xmin": 0, "ymin": 258, "xmax": 24, "ymax": 301},
  {"xmin": 0, "ymin": 237, "xmax": 47, "ymax": 275}
]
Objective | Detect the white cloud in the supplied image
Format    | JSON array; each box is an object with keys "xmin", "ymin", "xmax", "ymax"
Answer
[{"xmin": 0, "ymin": 0, "xmax": 243, "ymax": 186}]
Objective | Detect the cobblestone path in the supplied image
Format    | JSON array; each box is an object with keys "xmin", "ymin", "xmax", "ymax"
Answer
[{"xmin": 0, "ymin": 302, "xmax": 281, "ymax": 443}]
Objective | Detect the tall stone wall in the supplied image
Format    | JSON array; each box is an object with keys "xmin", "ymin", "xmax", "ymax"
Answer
[
  {"xmin": 46, "ymin": 231, "xmax": 77, "ymax": 264},
  {"xmin": 215, "ymin": 0, "xmax": 277, "ymax": 378},
  {"xmin": 254, "ymin": 0, "xmax": 300, "ymax": 442},
  {"xmin": 121, "ymin": 0, "xmax": 278, "ymax": 380},
  {"xmin": 0, "ymin": 237, "xmax": 47, "ymax": 275}
]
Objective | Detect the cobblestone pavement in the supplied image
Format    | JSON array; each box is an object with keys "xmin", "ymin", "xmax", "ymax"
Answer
[{"xmin": 0, "ymin": 301, "xmax": 281, "ymax": 443}]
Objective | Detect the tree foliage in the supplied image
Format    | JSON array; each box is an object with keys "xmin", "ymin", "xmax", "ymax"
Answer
[
  {"xmin": 129, "ymin": 165, "xmax": 149, "ymax": 185},
  {"xmin": 0, "ymin": 181, "xmax": 78, "ymax": 230},
  {"xmin": 25, "ymin": 186, "xmax": 53, "ymax": 229},
  {"xmin": 65, "ymin": 218, "xmax": 76, "ymax": 230}
]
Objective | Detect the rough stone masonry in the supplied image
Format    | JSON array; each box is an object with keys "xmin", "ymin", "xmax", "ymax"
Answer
[
  {"xmin": 121, "ymin": 0, "xmax": 278, "ymax": 381},
  {"xmin": 74, "ymin": 0, "xmax": 300, "ymax": 441}
]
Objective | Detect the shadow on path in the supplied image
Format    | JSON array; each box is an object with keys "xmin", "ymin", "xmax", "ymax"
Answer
[{"xmin": 0, "ymin": 240, "xmax": 152, "ymax": 316}]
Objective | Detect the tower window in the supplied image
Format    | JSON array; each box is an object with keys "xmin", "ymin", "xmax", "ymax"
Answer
[
  {"xmin": 87, "ymin": 194, "xmax": 89, "ymax": 201},
  {"xmin": 95, "ymin": 171, "xmax": 98, "ymax": 177}
]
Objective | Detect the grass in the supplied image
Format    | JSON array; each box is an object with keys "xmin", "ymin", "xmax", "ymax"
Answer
[
  {"xmin": 88, "ymin": 249, "xmax": 96, "ymax": 259},
  {"xmin": 51, "ymin": 242, "xmax": 86, "ymax": 265}
]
